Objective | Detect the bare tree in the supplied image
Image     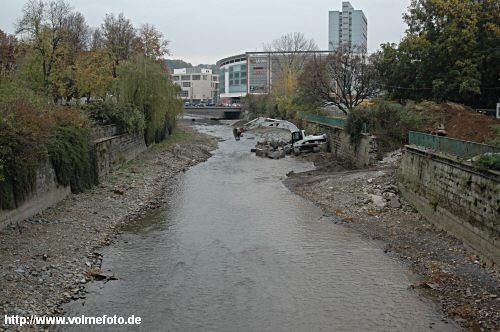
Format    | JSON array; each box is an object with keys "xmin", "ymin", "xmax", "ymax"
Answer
[
  {"xmin": 264, "ymin": 32, "xmax": 318, "ymax": 94},
  {"xmin": 299, "ymin": 47, "xmax": 379, "ymax": 114},
  {"xmin": 16, "ymin": 0, "xmax": 72, "ymax": 94},
  {"xmin": 134, "ymin": 24, "xmax": 170, "ymax": 60}
]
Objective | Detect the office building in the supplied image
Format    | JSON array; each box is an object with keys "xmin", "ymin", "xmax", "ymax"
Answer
[
  {"xmin": 328, "ymin": 1, "xmax": 367, "ymax": 52},
  {"xmin": 171, "ymin": 68, "xmax": 219, "ymax": 103}
]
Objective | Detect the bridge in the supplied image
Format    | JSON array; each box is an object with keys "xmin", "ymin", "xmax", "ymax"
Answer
[{"xmin": 184, "ymin": 107, "xmax": 241, "ymax": 120}]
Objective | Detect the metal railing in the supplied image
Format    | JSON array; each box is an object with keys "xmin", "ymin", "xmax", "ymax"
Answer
[
  {"xmin": 300, "ymin": 113, "xmax": 346, "ymax": 128},
  {"xmin": 408, "ymin": 131, "xmax": 500, "ymax": 158}
]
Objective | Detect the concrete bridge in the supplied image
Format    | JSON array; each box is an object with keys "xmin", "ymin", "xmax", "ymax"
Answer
[{"xmin": 184, "ymin": 107, "xmax": 241, "ymax": 120}]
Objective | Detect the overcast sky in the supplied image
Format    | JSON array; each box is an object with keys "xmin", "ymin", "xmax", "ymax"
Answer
[{"xmin": 0, "ymin": 0, "xmax": 411, "ymax": 65}]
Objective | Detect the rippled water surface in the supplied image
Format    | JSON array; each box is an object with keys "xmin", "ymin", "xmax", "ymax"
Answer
[{"xmin": 62, "ymin": 123, "xmax": 458, "ymax": 332}]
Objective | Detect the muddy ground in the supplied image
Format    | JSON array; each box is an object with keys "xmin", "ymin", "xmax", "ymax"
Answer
[
  {"xmin": 0, "ymin": 123, "xmax": 218, "ymax": 331},
  {"xmin": 285, "ymin": 151, "xmax": 500, "ymax": 331}
]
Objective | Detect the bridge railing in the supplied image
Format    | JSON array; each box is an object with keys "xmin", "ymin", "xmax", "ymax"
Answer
[{"xmin": 408, "ymin": 131, "xmax": 500, "ymax": 158}]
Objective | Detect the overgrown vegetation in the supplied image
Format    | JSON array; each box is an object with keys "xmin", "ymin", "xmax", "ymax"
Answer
[
  {"xmin": 117, "ymin": 55, "xmax": 183, "ymax": 145},
  {"xmin": 0, "ymin": 82, "xmax": 92, "ymax": 209},
  {"xmin": 82, "ymin": 102, "xmax": 145, "ymax": 134},
  {"xmin": 0, "ymin": 1, "xmax": 181, "ymax": 210},
  {"xmin": 346, "ymin": 100, "xmax": 435, "ymax": 155},
  {"xmin": 475, "ymin": 154, "xmax": 500, "ymax": 171}
]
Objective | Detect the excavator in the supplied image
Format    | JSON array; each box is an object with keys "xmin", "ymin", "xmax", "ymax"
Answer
[{"xmin": 236, "ymin": 117, "xmax": 327, "ymax": 155}]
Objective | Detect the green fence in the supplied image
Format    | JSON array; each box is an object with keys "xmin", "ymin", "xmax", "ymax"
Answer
[
  {"xmin": 408, "ymin": 131, "xmax": 500, "ymax": 158},
  {"xmin": 300, "ymin": 113, "xmax": 346, "ymax": 128}
]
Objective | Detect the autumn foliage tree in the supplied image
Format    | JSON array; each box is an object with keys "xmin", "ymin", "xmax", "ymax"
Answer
[{"xmin": 373, "ymin": 0, "xmax": 500, "ymax": 108}]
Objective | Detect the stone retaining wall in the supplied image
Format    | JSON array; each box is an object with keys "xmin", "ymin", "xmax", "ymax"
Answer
[
  {"xmin": 93, "ymin": 133, "xmax": 147, "ymax": 178},
  {"xmin": 1, "ymin": 129, "xmax": 148, "ymax": 228},
  {"xmin": 399, "ymin": 145, "xmax": 500, "ymax": 266},
  {"xmin": 0, "ymin": 160, "xmax": 71, "ymax": 229},
  {"xmin": 303, "ymin": 120, "xmax": 377, "ymax": 168}
]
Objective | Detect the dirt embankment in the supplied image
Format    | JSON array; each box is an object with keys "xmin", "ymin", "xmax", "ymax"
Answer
[
  {"xmin": 0, "ymin": 124, "xmax": 218, "ymax": 331},
  {"xmin": 419, "ymin": 102, "xmax": 500, "ymax": 143},
  {"xmin": 286, "ymin": 152, "xmax": 500, "ymax": 331}
]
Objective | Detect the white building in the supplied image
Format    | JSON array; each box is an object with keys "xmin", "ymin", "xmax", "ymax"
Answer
[
  {"xmin": 171, "ymin": 68, "xmax": 219, "ymax": 103},
  {"xmin": 328, "ymin": 1, "xmax": 367, "ymax": 52}
]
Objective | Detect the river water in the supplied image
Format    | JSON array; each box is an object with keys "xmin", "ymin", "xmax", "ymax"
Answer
[{"xmin": 62, "ymin": 123, "xmax": 458, "ymax": 332}]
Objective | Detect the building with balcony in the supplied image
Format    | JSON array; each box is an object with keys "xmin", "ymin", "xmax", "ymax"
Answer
[{"xmin": 328, "ymin": 1, "xmax": 367, "ymax": 52}]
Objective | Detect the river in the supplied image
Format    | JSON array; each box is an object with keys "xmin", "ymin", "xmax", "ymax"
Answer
[{"xmin": 61, "ymin": 122, "xmax": 458, "ymax": 331}]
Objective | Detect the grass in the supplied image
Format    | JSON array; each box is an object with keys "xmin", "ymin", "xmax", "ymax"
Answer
[{"xmin": 114, "ymin": 127, "xmax": 193, "ymax": 181}]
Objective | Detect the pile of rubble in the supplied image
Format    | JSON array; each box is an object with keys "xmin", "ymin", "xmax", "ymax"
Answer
[
  {"xmin": 360, "ymin": 174, "xmax": 402, "ymax": 211},
  {"xmin": 252, "ymin": 131, "xmax": 292, "ymax": 160}
]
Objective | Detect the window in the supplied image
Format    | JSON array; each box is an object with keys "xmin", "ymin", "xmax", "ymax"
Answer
[
  {"xmin": 173, "ymin": 76, "xmax": 180, "ymax": 81},
  {"xmin": 181, "ymin": 75, "xmax": 190, "ymax": 81},
  {"xmin": 202, "ymin": 75, "xmax": 207, "ymax": 80},
  {"xmin": 178, "ymin": 90, "xmax": 189, "ymax": 97},
  {"xmin": 212, "ymin": 76, "xmax": 218, "ymax": 81},
  {"xmin": 192, "ymin": 75, "xmax": 201, "ymax": 80},
  {"xmin": 183, "ymin": 82, "xmax": 191, "ymax": 87}
]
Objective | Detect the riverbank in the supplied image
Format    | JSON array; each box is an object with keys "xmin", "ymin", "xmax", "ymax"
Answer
[
  {"xmin": 285, "ymin": 152, "xmax": 500, "ymax": 331},
  {"xmin": 0, "ymin": 123, "xmax": 218, "ymax": 331}
]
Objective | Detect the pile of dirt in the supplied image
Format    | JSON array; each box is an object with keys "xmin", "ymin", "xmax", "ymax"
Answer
[{"xmin": 421, "ymin": 102, "xmax": 500, "ymax": 143}]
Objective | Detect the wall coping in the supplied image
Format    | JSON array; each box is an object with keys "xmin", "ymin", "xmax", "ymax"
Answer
[{"xmin": 405, "ymin": 145, "xmax": 500, "ymax": 182}]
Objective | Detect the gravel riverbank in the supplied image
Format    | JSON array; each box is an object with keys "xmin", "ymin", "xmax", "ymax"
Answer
[
  {"xmin": 285, "ymin": 152, "xmax": 500, "ymax": 331},
  {"xmin": 0, "ymin": 123, "xmax": 217, "ymax": 331}
]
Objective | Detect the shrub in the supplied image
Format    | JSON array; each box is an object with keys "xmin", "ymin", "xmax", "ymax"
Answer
[
  {"xmin": 0, "ymin": 82, "xmax": 94, "ymax": 209},
  {"xmin": 475, "ymin": 154, "xmax": 500, "ymax": 171},
  {"xmin": 82, "ymin": 101, "xmax": 145, "ymax": 134}
]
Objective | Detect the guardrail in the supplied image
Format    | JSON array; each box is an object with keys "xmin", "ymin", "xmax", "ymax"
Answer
[
  {"xmin": 300, "ymin": 113, "xmax": 346, "ymax": 128},
  {"xmin": 408, "ymin": 131, "xmax": 500, "ymax": 158}
]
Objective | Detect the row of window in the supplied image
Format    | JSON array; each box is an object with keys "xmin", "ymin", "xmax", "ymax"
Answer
[{"xmin": 172, "ymin": 75, "xmax": 218, "ymax": 81}]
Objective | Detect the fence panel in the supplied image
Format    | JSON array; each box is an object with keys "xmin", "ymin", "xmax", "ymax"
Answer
[
  {"xmin": 300, "ymin": 113, "xmax": 346, "ymax": 128},
  {"xmin": 408, "ymin": 131, "xmax": 500, "ymax": 158}
]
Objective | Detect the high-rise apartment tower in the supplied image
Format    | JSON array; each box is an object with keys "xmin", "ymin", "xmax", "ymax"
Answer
[{"xmin": 328, "ymin": 1, "xmax": 367, "ymax": 52}]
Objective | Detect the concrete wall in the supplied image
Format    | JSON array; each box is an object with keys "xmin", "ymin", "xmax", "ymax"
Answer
[
  {"xmin": 0, "ymin": 129, "xmax": 148, "ymax": 228},
  {"xmin": 303, "ymin": 120, "xmax": 377, "ymax": 168},
  {"xmin": 0, "ymin": 160, "xmax": 71, "ymax": 229},
  {"xmin": 94, "ymin": 133, "xmax": 147, "ymax": 178},
  {"xmin": 399, "ymin": 146, "xmax": 500, "ymax": 266}
]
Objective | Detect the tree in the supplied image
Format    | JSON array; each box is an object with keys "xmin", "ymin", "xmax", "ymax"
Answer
[
  {"xmin": 116, "ymin": 55, "xmax": 182, "ymax": 145},
  {"xmin": 299, "ymin": 47, "xmax": 379, "ymax": 114},
  {"xmin": 374, "ymin": 0, "xmax": 500, "ymax": 108},
  {"xmin": 100, "ymin": 13, "xmax": 137, "ymax": 76},
  {"xmin": 264, "ymin": 32, "xmax": 318, "ymax": 95},
  {"xmin": 16, "ymin": 0, "xmax": 72, "ymax": 95},
  {"xmin": 134, "ymin": 24, "xmax": 170, "ymax": 60},
  {"xmin": 0, "ymin": 29, "xmax": 17, "ymax": 79},
  {"xmin": 75, "ymin": 49, "xmax": 114, "ymax": 101}
]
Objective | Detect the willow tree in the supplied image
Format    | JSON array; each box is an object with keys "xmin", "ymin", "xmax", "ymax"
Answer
[{"xmin": 116, "ymin": 55, "xmax": 182, "ymax": 145}]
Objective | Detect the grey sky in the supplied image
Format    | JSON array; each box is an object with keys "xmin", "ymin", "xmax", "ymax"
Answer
[{"xmin": 0, "ymin": 0, "xmax": 411, "ymax": 65}]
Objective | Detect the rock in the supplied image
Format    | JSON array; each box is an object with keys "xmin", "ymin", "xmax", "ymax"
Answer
[
  {"xmin": 382, "ymin": 192, "xmax": 396, "ymax": 200},
  {"xmin": 367, "ymin": 178, "xmax": 373, "ymax": 184},
  {"xmin": 268, "ymin": 151, "xmax": 284, "ymax": 159},
  {"xmin": 255, "ymin": 148, "xmax": 268, "ymax": 157},
  {"xmin": 388, "ymin": 197, "xmax": 402, "ymax": 209},
  {"xmin": 15, "ymin": 268, "xmax": 26, "ymax": 274},
  {"xmin": 112, "ymin": 188, "xmax": 125, "ymax": 195},
  {"xmin": 369, "ymin": 194, "xmax": 386, "ymax": 209}
]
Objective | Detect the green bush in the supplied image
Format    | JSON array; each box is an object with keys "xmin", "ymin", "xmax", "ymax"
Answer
[
  {"xmin": 48, "ymin": 126, "xmax": 97, "ymax": 193},
  {"xmin": 0, "ymin": 82, "xmax": 95, "ymax": 209},
  {"xmin": 346, "ymin": 100, "xmax": 435, "ymax": 155},
  {"xmin": 475, "ymin": 154, "xmax": 500, "ymax": 171},
  {"xmin": 82, "ymin": 101, "xmax": 145, "ymax": 134}
]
